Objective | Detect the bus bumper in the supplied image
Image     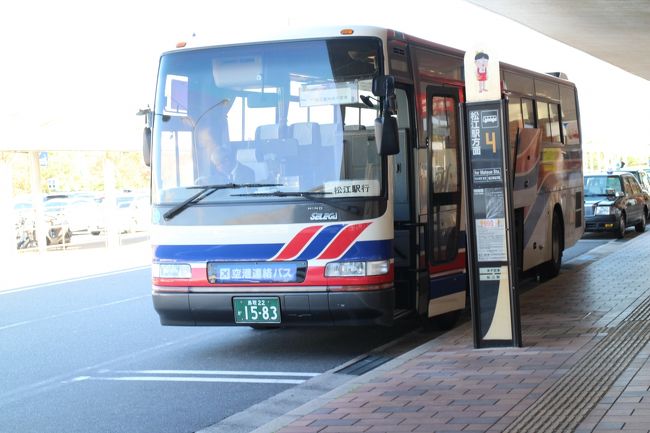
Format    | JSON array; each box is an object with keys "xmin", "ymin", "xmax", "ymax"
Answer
[{"xmin": 152, "ymin": 287, "xmax": 395, "ymax": 327}]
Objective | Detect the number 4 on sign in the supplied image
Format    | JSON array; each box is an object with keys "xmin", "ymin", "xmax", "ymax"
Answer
[{"xmin": 485, "ymin": 132, "xmax": 496, "ymax": 153}]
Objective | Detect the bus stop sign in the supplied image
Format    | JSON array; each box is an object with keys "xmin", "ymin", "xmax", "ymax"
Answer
[{"xmin": 463, "ymin": 49, "xmax": 521, "ymax": 348}]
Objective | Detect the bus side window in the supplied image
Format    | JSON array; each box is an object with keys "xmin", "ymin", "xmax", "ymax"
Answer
[{"xmin": 428, "ymin": 92, "xmax": 460, "ymax": 264}]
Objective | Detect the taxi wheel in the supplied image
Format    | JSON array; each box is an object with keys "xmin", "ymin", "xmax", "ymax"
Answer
[
  {"xmin": 635, "ymin": 212, "xmax": 646, "ymax": 233},
  {"xmin": 616, "ymin": 214, "xmax": 626, "ymax": 239}
]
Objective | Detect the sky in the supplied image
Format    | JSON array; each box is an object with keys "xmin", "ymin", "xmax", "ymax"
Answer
[{"xmin": 2, "ymin": 0, "xmax": 649, "ymax": 160}]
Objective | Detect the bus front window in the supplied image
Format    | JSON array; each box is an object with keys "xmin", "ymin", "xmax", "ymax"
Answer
[{"xmin": 151, "ymin": 38, "xmax": 384, "ymax": 205}]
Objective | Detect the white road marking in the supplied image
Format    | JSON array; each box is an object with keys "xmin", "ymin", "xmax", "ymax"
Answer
[
  {"xmin": 72, "ymin": 369, "xmax": 320, "ymax": 385},
  {"xmin": 117, "ymin": 369, "xmax": 320, "ymax": 377},
  {"xmin": 87, "ymin": 376, "xmax": 307, "ymax": 384}
]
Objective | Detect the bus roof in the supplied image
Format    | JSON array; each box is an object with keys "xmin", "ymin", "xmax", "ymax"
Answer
[
  {"xmin": 166, "ymin": 24, "xmax": 575, "ymax": 87},
  {"xmin": 169, "ymin": 25, "xmax": 391, "ymax": 53}
]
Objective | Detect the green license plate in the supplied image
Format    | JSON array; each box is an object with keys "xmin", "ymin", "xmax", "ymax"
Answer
[{"xmin": 233, "ymin": 297, "xmax": 281, "ymax": 324}]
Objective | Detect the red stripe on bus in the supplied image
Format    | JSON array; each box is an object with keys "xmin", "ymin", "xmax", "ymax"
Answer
[
  {"xmin": 428, "ymin": 251, "xmax": 467, "ymax": 275},
  {"xmin": 274, "ymin": 225, "xmax": 323, "ymax": 260}
]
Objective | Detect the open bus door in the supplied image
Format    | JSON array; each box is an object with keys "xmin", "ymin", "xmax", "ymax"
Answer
[
  {"xmin": 391, "ymin": 87, "xmax": 424, "ymax": 318},
  {"xmin": 424, "ymin": 84, "xmax": 465, "ymax": 328},
  {"xmin": 391, "ymin": 84, "xmax": 465, "ymax": 326}
]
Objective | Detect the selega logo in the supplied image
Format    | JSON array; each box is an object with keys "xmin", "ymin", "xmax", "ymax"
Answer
[{"xmin": 310, "ymin": 212, "xmax": 338, "ymax": 221}]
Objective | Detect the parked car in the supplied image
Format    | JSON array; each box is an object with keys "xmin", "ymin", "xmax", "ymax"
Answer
[
  {"xmin": 13, "ymin": 199, "xmax": 72, "ymax": 246},
  {"xmin": 89, "ymin": 193, "xmax": 147, "ymax": 235},
  {"xmin": 63, "ymin": 196, "xmax": 103, "ymax": 234},
  {"xmin": 620, "ymin": 168, "xmax": 650, "ymax": 195},
  {"xmin": 584, "ymin": 171, "xmax": 648, "ymax": 238},
  {"xmin": 42, "ymin": 200, "xmax": 73, "ymax": 244},
  {"xmin": 14, "ymin": 201, "xmax": 37, "ymax": 249}
]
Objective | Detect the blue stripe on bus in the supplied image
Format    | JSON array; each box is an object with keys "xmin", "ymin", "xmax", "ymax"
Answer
[
  {"xmin": 295, "ymin": 224, "xmax": 345, "ymax": 260},
  {"xmin": 154, "ymin": 244, "xmax": 283, "ymax": 261},
  {"xmin": 340, "ymin": 240, "xmax": 393, "ymax": 261},
  {"xmin": 153, "ymin": 239, "xmax": 392, "ymax": 262},
  {"xmin": 429, "ymin": 272, "xmax": 467, "ymax": 299}
]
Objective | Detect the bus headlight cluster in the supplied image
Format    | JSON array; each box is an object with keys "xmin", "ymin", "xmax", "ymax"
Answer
[
  {"xmin": 594, "ymin": 206, "xmax": 614, "ymax": 216},
  {"xmin": 152, "ymin": 263, "xmax": 192, "ymax": 279},
  {"xmin": 325, "ymin": 260, "xmax": 389, "ymax": 277}
]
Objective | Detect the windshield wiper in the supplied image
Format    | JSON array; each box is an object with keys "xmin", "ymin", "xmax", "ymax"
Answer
[
  {"xmin": 232, "ymin": 190, "xmax": 361, "ymax": 215},
  {"xmin": 163, "ymin": 183, "xmax": 282, "ymax": 221},
  {"xmin": 233, "ymin": 190, "xmax": 331, "ymax": 198}
]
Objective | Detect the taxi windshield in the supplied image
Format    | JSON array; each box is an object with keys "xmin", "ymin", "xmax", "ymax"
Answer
[{"xmin": 584, "ymin": 175, "xmax": 623, "ymax": 196}]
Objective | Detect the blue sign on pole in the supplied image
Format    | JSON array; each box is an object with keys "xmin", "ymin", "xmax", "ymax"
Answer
[
  {"xmin": 464, "ymin": 100, "xmax": 521, "ymax": 348},
  {"xmin": 39, "ymin": 152, "xmax": 48, "ymax": 167}
]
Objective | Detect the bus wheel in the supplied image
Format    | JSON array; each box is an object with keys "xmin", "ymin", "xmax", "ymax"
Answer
[
  {"xmin": 429, "ymin": 309, "xmax": 461, "ymax": 331},
  {"xmin": 539, "ymin": 211, "xmax": 563, "ymax": 280}
]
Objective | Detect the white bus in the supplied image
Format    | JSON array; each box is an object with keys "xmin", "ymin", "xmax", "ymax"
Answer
[{"xmin": 142, "ymin": 26, "xmax": 583, "ymax": 328}]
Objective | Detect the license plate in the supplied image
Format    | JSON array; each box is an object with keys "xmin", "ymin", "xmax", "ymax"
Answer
[{"xmin": 233, "ymin": 297, "xmax": 281, "ymax": 324}]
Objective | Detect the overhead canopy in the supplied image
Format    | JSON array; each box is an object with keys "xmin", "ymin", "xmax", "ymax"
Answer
[{"xmin": 466, "ymin": 0, "xmax": 650, "ymax": 81}]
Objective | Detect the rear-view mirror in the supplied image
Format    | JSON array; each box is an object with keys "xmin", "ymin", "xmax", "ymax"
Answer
[
  {"xmin": 371, "ymin": 74, "xmax": 399, "ymax": 155},
  {"xmin": 142, "ymin": 127, "xmax": 152, "ymax": 167},
  {"xmin": 137, "ymin": 107, "xmax": 153, "ymax": 167}
]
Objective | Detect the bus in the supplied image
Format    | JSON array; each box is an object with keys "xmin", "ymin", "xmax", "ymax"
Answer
[{"xmin": 143, "ymin": 26, "xmax": 583, "ymax": 328}]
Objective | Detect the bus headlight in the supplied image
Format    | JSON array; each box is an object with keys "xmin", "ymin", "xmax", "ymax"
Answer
[
  {"xmin": 594, "ymin": 205, "xmax": 614, "ymax": 215},
  {"xmin": 325, "ymin": 260, "xmax": 390, "ymax": 277},
  {"xmin": 152, "ymin": 263, "xmax": 192, "ymax": 279}
]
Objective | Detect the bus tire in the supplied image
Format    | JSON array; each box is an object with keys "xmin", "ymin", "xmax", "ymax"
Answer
[{"xmin": 539, "ymin": 210, "xmax": 563, "ymax": 280}]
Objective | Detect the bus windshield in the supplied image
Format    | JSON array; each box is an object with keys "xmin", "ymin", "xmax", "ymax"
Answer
[{"xmin": 152, "ymin": 38, "xmax": 384, "ymax": 205}]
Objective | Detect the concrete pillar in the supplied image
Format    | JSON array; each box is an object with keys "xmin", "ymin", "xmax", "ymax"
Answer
[
  {"xmin": 30, "ymin": 151, "xmax": 47, "ymax": 253},
  {"xmin": 103, "ymin": 157, "xmax": 119, "ymax": 248},
  {"xmin": 0, "ymin": 161, "xmax": 15, "ymax": 258}
]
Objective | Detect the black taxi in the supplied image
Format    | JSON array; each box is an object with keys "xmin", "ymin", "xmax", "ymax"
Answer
[{"xmin": 584, "ymin": 171, "xmax": 648, "ymax": 238}]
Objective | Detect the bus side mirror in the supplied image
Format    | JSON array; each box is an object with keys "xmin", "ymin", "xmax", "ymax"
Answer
[
  {"xmin": 142, "ymin": 127, "xmax": 152, "ymax": 167},
  {"xmin": 138, "ymin": 107, "xmax": 152, "ymax": 167},
  {"xmin": 372, "ymin": 75, "xmax": 399, "ymax": 155},
  {"xmin": 375, "ymin": 116, "xmax": 399, "ymax": 155}
]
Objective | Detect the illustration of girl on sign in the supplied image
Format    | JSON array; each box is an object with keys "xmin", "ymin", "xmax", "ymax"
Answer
[{"xmin": 475, "ymin": 52, "xmax": 489, "ymax": 93}]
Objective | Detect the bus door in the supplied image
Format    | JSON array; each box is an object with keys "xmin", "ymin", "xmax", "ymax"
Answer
[
  {"xmin": 425, "ymin": 85, "xmax": 464, "ymax": 316},
  {"xmin": 391, "ymin": 88, "xmax": 423, "ymax": 315}
]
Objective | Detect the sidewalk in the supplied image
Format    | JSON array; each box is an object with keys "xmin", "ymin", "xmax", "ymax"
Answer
[
  {"xmin": 4, "ymin": 240, "xmax": 151, "ymax": 292},
  {"xmin": 255, "ymin": 234, "xmax": 650, "ymax": 433}
]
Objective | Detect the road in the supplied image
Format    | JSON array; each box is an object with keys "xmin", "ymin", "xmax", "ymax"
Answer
[
  {"xmin": 0, "ymin": 265, "xmax": 424, "ymax": 433},
  {"xmin": 0, "ymin": 232, "xmax": 629, "ymax": 433}
]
